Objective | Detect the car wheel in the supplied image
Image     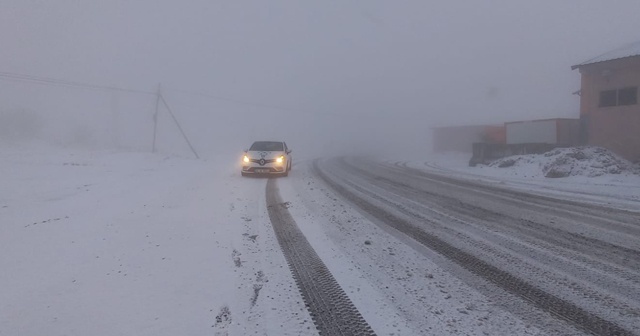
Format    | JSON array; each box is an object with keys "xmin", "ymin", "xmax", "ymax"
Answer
[{"xmin": 288, "ymin": 161, "xmax": 292, "ymax": 172}]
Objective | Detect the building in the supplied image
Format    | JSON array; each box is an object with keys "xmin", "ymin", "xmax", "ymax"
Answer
[
  {"xmin": 572, "ymin": 40, "xmax": 640, "ymax": 162},
  {"xmin": 505, "ymin": 118, "xmax": 580, "ymax": 146},
  {"xmin": 467, "ymin": 118, "xmax": 580, "ymax": 166},
  {"xmin": 432, "ymin": 124, "xmax": 504, "ymax": 153},
  {"xmin": 434, "ymin": 119, "xmax": 580, "ymax": 166}
]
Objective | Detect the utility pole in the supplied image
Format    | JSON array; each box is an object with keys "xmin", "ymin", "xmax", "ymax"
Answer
[
  {"xmin": 110, "ymin": 89, "xmax": 120, "ymax": 149},
  {"xmin": 152, "ymin": 83, "xmax": 161, "ymax": 153},
  {"xmin": 159, "ymin": 94, "xmax": 200, "ymax": 159}
]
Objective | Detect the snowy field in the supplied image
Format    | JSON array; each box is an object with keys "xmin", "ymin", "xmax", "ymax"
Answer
[
  {"xmin": 0, "ymin": 143, "xmax": 315, "ymax": 336},
  {"xmin": 2, "ymin": 144, "xmax": 639, "ymax": 335}
]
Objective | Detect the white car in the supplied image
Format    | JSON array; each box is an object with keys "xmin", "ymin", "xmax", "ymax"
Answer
[{"xmin": 241, "ymin": 141, "xmax": 292, "ymax": 177}]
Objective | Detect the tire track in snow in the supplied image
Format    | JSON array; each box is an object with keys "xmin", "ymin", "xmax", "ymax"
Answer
[{"xmin": 265, "ymin": 178, "xmax": 376, "ymax": 336}]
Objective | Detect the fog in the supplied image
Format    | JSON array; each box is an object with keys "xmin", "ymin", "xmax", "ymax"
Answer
[{"xmin": 2, "ymin": 1, "xmax": 640, "ymax": 158}]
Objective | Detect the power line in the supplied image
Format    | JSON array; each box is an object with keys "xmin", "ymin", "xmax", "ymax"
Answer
[
  {"xmin": 164, "ymin": 87, "xmax": 324, "ymax": 116},
  {"xmin": 0, "ymin": 71, "xmax": 323, "ymax": 115},
  {"xmin": 163, "ymin": 88, "xmax": 401, "ymax": 119},
  {"xmin": 0, "ymin": 70, "xmax": 351, "ymax": 117},
  {"xmin": 0, "ymin": 71, "xmax": 155, "ymax": 95}
]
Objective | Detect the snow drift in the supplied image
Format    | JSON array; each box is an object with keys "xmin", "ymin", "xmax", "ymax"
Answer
[{"xmin": 489, "ymin": 147, "xmax": 640, "ymax": 178}]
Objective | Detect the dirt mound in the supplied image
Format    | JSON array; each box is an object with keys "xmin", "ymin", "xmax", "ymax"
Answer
[{"xmin": 489, "ymin": 147, "xmax": 639, "ymax": 178}]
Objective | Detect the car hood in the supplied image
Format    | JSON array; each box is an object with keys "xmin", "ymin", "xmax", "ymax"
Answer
[{"xmin": 246, "ymin": 150, "xmax": 285, "ymax": 159}]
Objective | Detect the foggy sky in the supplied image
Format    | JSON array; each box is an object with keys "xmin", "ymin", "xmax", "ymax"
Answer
[{"xmin": 2, "ymin": 1, "xmax": 640, "ymax": 157}]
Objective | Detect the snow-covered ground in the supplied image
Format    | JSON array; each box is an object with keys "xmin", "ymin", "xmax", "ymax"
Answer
[
  {"xmin": 0, "ymin": 143, "xmax": 315, "ymax": 336},
  {"xmin": 407, "ymin": 149, "xmax": 640, "ymax": 211},
  {"xmin": 2, "ymin": 144, "xmax": 639, "ymax": 335}
]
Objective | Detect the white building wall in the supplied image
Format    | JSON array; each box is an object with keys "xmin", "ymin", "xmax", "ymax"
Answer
[{"xmin": 506, "ymin": 120, "xmax": 557, "ymax": 144}]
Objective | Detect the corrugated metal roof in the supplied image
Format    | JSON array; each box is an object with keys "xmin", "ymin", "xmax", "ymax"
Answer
[{"xmin": 572, "ymin": 40, "xmax": 640, "ymax": 70}]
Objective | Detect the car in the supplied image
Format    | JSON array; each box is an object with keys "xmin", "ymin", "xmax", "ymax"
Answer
[{"xmin": 241, "ymin": 141, "xmax": 292, "ymax": 177}]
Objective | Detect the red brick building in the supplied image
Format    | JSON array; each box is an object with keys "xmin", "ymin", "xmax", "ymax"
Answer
[{"xmin": 572, "ymin": 41, "xmax": 640, "ymax": 162}]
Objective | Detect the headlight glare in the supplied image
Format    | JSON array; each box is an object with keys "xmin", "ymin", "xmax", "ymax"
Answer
[
  {"xmin": 276, "ymin": 155, "xmax": 284, "ymax": 163},
  {"xmin": 243, "ymin": 155, "xmax": 250, "ymax": 163}
]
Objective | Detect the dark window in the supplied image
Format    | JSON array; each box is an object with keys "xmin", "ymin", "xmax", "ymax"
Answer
[
  {"xmin": 599, "ymin": 87, "xmax": 638, "ymax": 107},
  {"xmin": 618, "ymin": 87, "xmax": 638, "ymax": 106},
  {"xmin": 599, "ymin": 90, "xmax": 617, "ymax": 107}
]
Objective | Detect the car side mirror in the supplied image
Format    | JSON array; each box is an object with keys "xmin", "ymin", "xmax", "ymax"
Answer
[
  {"xmin": 286, "ymin": 149, "xmax": 292, "ymax": 154},
  {"xmin": 243, "ymin": 149, "xmax": 248, "ymax": 153}
]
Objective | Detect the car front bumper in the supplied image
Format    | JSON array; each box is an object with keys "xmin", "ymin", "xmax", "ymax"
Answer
[{"xmin": 242, "ymin": 164, "xmax": 286, "ymax": 174}]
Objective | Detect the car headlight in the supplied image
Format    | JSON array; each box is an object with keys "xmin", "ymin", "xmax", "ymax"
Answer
[
  {"xmin": 276, "ymin": 155, "xmax": 284, "ymax": 163},
  {"xmin": 243, "ymin": 155, "xmax": 250, "ymax": 163}
]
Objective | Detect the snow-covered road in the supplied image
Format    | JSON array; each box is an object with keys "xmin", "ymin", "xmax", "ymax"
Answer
[
  {"xmin": 2, "ymin": 147, "xmax": 639, "ymax": 335},
  {"xmin": 311, "ymin": 157, "xmax": 639, "ymax": 335}
]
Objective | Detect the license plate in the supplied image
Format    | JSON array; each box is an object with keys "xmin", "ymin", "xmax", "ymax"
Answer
[{"xmin": 256, "ymin": 169, "xmax": 270, "ymax": 173}]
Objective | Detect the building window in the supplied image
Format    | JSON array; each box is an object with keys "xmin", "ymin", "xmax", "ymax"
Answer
[
  {"xmin": 618, "ymin": 87, "xmax": 638, "ymax": 106},
  {"xmin": 599, "ymin": 90, "xmax": 617, "ymax": 107},
  {"xmin": 599, "ymin": 87, "xmax": 638, "ymax": 107}
]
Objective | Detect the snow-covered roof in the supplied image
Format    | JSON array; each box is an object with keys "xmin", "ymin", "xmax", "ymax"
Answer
[{"xmin": 571, "ymin": 40, "xmax": 640, "ymax": 70}]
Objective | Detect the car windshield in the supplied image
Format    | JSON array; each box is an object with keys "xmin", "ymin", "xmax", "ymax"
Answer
[{"xmin": 250, "ymin": 141, "xmax": 284, "ymax": 151}]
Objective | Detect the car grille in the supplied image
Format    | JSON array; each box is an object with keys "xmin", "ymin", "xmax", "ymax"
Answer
[{"xmin": 250, "ymin": 158, "xmax": 276, "ymax": 166}]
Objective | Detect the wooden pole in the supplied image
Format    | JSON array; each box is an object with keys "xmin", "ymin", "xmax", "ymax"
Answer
[
  {"xmin": 152, "ymin": 84, "xmax": 161, "ymax": 153},
  {"xmin": 159, "ymin": 94, "xmax": 200, "ymax": 159}
]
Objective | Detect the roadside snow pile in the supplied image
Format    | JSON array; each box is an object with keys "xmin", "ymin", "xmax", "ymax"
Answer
[{"xmin": 489, "ymin": 147, "xmax": 640, "ymax": 178}]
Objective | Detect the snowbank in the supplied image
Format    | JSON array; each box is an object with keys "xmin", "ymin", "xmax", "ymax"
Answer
[{"xmin": 489, "ymin": 147, "xmax": 640, "ymax": 178}]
